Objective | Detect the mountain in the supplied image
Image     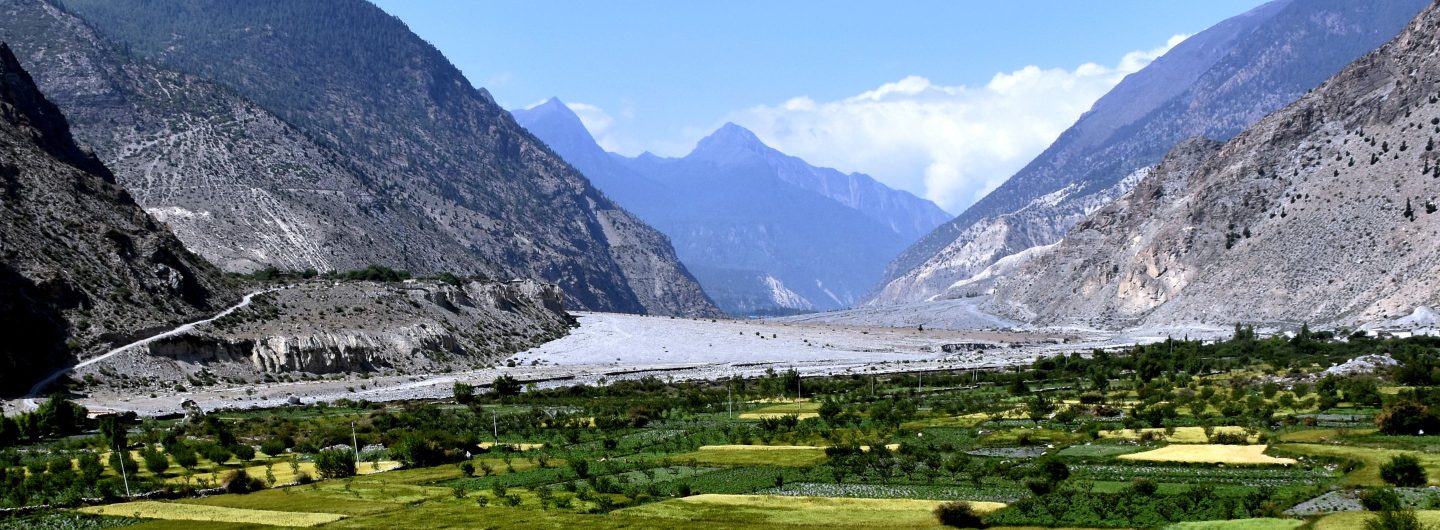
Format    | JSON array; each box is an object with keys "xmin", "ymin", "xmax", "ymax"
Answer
[
  {"xmin": 1, "ymin": 0, "xmax": 469, "ymax": 274},
  {"xmin": 868, "ymin": 0, "xmax": 1430, "ymax": 306},
  {"xmin": 986, "ymin": 1, "xmax": 1440, "ymax": 328},
  {"xmin": 0, "ymin": 42, "xmax": 234, "ymax": 393},
  {"xmin": 51, "ymin": 0, "xmax": 717, "ymax": 317},
  {"xmin": 513, "ymin": 100, "xmax": 950, "ymax": 314}
]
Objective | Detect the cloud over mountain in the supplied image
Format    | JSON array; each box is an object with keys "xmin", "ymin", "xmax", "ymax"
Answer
[{"xmin": 728, "ymin": 36, "xmax": 1186, "ymax": 212}]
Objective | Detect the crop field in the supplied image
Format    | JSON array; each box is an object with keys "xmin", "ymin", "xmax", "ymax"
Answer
[
  {"xmin": 1117, "ymin": 445, "xmax": 1297, "ymax": 465},
  {"xmin": 77, "ymin": 501, "xmax": 345, "ymax": 526},
  {"xmin": 1275, "ymin": 443, "xmax": 1440, "ymax": 486},
  {"xmin": 12, "ymin": 332, "xmax": 1440, "ymax": 530},
  {"xmin": 1098, "ymin": 426, "xmax": 1255, "ymax": 444},
  {"xmin": 617, "ymin": 494, "xmax": 994, "ymax": 529}
]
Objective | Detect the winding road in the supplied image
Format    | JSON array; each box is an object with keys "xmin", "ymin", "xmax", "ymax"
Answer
[{"xmin": 20, "ymin": 287, "xmax": 284, "ymax": 410}]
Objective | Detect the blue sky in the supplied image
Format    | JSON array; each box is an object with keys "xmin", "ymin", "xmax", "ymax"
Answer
[{"xmin": 373, "ymin": 0, "xmax": 1270, "ymax": 212}]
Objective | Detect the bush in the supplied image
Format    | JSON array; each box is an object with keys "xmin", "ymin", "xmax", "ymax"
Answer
[
  {"xmin": 1381, "ymin": 455, "xmax": 1427, "ymax": 487},
  {"xmin": 1361, "ymin": 488, "xmax": 1403, "ymax": 511},
  {"xmin": 1364, "ymin": 508, "xmax": 1433, "ymax": 530},
  {"xmin": 1130, "ymin": 478, "xmax": 1159, "ymax": 496},
  {"xmin": 260, "ymin": 439, "xmax": 287, "ymax": 457},
  {"xmin": 314, "ymin": 449, "xmax": 356, "ymax": 479},
  {"xmin": 935, "ymin": 501, "xmax": 986, "ymax": 528},
  {"xmin": 458, "ymin": 462, "xmax": 475, "ymax": 477},
  {"xmin": 222, "ymin": 469, "xmax": 265, "ymax": 494}
]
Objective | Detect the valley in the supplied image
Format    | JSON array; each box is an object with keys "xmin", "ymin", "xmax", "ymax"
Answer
[{"xmin": 4, "ymin": 0, "xmax": 1440, "ymax": 528}]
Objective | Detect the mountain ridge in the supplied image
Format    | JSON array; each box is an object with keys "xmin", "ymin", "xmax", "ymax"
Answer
[{"xmin": 869, "ymin": 0, "xmax": 1430, "ymax": 307}]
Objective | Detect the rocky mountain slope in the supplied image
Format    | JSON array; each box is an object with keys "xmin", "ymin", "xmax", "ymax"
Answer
[
  {"xmin": 0, "ymin": 0, "xmax": 471, "ymax": 274},
  {"xmin": 52, "ymin": 0, "xmax": 717, "ymax": 316},
  {"xmin": 0, "ymin": 42, "xmax": 234, "ymax": 393},
  {"xmin": 987, "ymin": 2, "xmax": 1440, "ymax": 328},
  {"xmin": 76, "ymin": 279, "xmax": 573, "ymax": 392},
  {"xmin": 514, "ymin": 99, "xmax": 948, "ymax": 314},
  {"xmin": 869, "ymin": 0, "xmax": 1429, "ymax": 306}
]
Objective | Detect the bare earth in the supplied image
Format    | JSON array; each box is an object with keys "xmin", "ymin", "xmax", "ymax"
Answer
[{"xmin": 8, "ymin": 310, "xmax": 1154, "ymax": 417}]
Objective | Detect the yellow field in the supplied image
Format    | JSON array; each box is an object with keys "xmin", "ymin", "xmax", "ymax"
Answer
[
  {"xmin": 1100, "ymin": 426, "xmax": 1254, "ymax": 444},
  {"xmin": 1313, "ymin": 510, "xmax": 1440, "ymax": 530},
  {"xmin": 619, "ymin": 494, "xmax": 1003, "ymax": 528},
  {"xmin": 77, "ymin": 500, "xmax": 345, "ymax": 526},
  {"xmin": 739, "ymin": 402, "xmax": 821, "ymax": 420},
  {"xmin": 174, "ymin": 459, "xmax": 401, "ymax": 487},
  {"xmin": 1118, "ymin": 445, "xmax": 1296, "ymax": 465},
  {"xmin": 477, "ymin": 442, "xmax": 548, "ymax": 451}
]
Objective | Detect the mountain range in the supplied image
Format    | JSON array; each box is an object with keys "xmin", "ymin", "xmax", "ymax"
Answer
[
  {"xmin": 0, "ymin": 42, "xmax": 233, "ymax": 391},
  {"xmin": 868, "ymin": 0, "xmax": 1431, "ymax": 308},
  {"xmin": 3, "ymin": 0, "xmax": 718, "ymax": 317},
  {"xmin": 513, "ymin": 99, "xmax": 950, "ymax": 314},
  {"xmin": 985, "ymin": 0, "xmax": 1440, "ymax": 328}
]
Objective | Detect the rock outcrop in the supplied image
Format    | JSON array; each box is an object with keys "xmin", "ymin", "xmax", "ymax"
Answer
[{"xmin": 76, "ymin": 280, "xmax": 572, "ymax": 391}]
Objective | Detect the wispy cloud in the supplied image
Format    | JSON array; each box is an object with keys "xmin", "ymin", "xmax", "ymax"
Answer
[{"xmin": 727, "ymin": 35, "xmax": 1187, "ymax": 212}]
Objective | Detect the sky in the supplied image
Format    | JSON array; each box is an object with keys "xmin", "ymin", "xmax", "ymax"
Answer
[{"xmin": 372, "ymin": 0, "xmax": 1270, "ymax": 213}]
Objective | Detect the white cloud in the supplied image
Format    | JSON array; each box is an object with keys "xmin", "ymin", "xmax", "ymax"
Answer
[{"xmin": 728, "ymin": 35, "xmax": 1187, "ymax": 213}]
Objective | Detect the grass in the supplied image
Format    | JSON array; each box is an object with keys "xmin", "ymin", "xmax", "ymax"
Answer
[
  {"xmin": 678, "ymin": 446, "xmax": 829, "ymax": 467},
  {"xmin": 1117, "ymin": 445, "xmax": 1297, "ymax": 465},
  {"xmin": 618, "ymin": 494, "xmax": 999, "ymax": 528},
  {"xmin": 1164, "ymin": 518, "xmax": 1304, "ymax": 530},
  {"xmin": 1313, "ymin": 510, "xmax": 1440, "ymax": 530},
  {"xmin": 76, "ymin": 501, "xmax": 345, "ymax": 526},
  {"xmin": 1277, "ymin": 443, "xmax": 1440, "ymax": 486}
]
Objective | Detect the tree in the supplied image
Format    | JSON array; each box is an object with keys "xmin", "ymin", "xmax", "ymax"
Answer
[
  {"xmin": 935, "ymin": 501, "xmax": 986, "ymax": 528},
  {"xmin": 453, "ymin": 382, "xmax": 475, "ymax": 405},
  {"xmin": 1377, "ymin": 400, "xmax": 1440, "ymax": 436},
  {"xmin": 140, "ymin": 446, "xmax": 170, "ymax": 475},
  {"xmin": 818, "ymin": 400, "xmax": 842, "ymax": 422},
  {"xmin": 492, "ymin": 375, "xmax": 522, "ymax": 397},
  {"xmin": 314, "ymin": 449, "xmax": 356, "ymax": 479},
  {"xmin": 1381, "ymin": 454, "xmax": 1427, "ymax": 487}
]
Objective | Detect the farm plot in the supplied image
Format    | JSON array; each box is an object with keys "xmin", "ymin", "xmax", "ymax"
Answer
[
  {"xmin": 757, "ymin": 482, "xmax": 1024, "ymax": 502},
  {"xmin": 77, "ymin": 501, "xmax": 345, "ymax": 526},
  {"xmin": 1277, "ymin": 443, "xmax": 1440, "ymax": 486},
  {"xmin": 1119, "ymin": 445, "xmax": 1297, "ymax": 465},
  {"xmin": 739, "ymin": 402, "xmax": 821, "ymax": 420},
  {"xmin": 1100, "ymin": 426, "xmax": 1255, "ymax": 444},
  {"xmin": 618, "ymin": 494, "xmax": 997, "ymax": 528},
  {"xmin": 1164, "ymin": 518, "xmax": 1305, "ymax": 530},
  {"xmin": 1072, "ymin": 463, "xmax": 1334, "ymax": 487},
  {"xmin": 1313, "ymin": 510, "xmax": 1440, "ymax": 530},
  {"xmin": 680, "ymin": 446, "xmax": 829, "ymax": 467}
]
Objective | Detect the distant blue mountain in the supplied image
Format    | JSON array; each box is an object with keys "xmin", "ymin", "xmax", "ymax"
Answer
[{"xmin": 513, "ymin": 99, "xmax": 950, "ymax": 314}]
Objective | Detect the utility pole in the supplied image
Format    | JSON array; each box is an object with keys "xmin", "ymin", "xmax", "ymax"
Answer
[
  {"xmin": 492, "ymin": 410, "xmax": 499, "ymax": 443},
  {"xmin": 727, "ymin": 383, "xmax": 733, "ymax": 418},
  {"xmin": 116, "ymin": 444, "xmax": 131, "ymax": 497},
  {"xmin": 351, "ymin": 422, "xmax": 360, "ymax": 465}
]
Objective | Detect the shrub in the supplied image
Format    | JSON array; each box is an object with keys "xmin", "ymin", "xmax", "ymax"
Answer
[
  {"xmin": 458, "ymin": 462, "xmax": 475, "ymax": 477},
  {"xmin": 314, "ymin": 449, "xmax": 356, "ymax": 479},
  {"xmin": 1130, "ymin": 478, "xmax": 1159, "ymax": 496},
  {"xmin": 1364, "ymin": 508, "xmax": 1432, "ymax": 530},
  {"xmin": 260, "ymin": 439, "xmax": 287, "ymax": 457},
  {"xmin": 1361, "ymin": 488, "xmax": 1403, "ymax": 512},
  {"xmin": 222, "ymin": 469, "xmax": 265, "ymax": 494},
  {"xmin": 935, "ymin": 500, "xmax": 986, "ymax": 528},
  {"xmin": 1381, "ymin": 455, "xmax": 1427, "ymax": 487}
]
